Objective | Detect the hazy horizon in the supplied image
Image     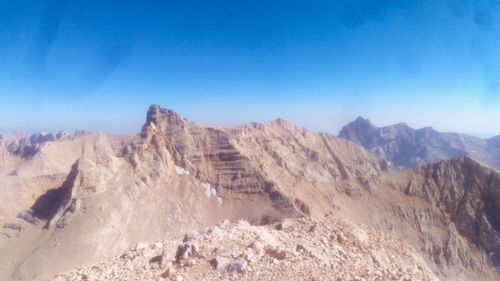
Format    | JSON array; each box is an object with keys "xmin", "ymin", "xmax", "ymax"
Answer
[
  {"xmin": 1, "ymin": 1, "xmax": 499, "ymax": 137},
  {"xmin": 0, "ymin": 105, "xmax": 497, "ymax": 140}
]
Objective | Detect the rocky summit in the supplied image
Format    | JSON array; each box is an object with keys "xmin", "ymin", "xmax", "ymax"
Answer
[
  {"xmin": 53, "ymin": 216, "xmax": 438, "ymax": 281},
  {"xmin": 0, "ymin": 105, "xmax": 499, "ymax": 281}
]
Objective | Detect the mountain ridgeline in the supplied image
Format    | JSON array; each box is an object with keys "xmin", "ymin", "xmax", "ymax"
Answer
[
  {"xmin": 0, "ymin": 105, "xmax": 499, "ymax": 280},
  {"xmin": 339, "ymin": 117, "xmax": 500, "ymax": 170}
]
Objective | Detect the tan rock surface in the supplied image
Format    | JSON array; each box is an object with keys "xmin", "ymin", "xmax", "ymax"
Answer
[
  {"xmin": 0, "ymin": 132, "xmax": 133, "ymax": 226},
  {"xmin": 53, "ymin": 216, "xmax": 439, "ymax": 281},
  {"xmin": 1, "ymin": 105, "xmax": 499, "ymax": 281}
]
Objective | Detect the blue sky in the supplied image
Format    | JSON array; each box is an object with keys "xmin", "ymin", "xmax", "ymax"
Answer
[{"xmin": 0, "ymin": 0, "xmax": 499, "ymax": 137}]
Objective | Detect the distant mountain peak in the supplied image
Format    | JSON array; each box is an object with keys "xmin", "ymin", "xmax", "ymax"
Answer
[
  {"xmin": 353, "ymin": 116, "xmax": 372, "ymax": 125},
  {"xmin": 338, "ymin": 116, "xmax": 376, "ymax": 147},
  {"xmin": 266, "ymin": 118, "xmax": 294, "ymax": 129},
  {"xmin": 144, "ymin": 104, "xmax": 187, "ymax": 131},
  {"xmin": 393, "ymin": 122, "xmax": 409, "ymax": 128},
  {"xmin": 339, "ymin": 117, "xmax": 500, "ymax": 170}
]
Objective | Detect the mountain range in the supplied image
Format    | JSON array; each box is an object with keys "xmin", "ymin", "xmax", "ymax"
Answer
[
  {"xmin": 339, "ymin": 117, "xmax": 500, "ymax": 170},
  {"xmin": 0, "ymin": 106, "xmax": 499, "ymax": 280}
]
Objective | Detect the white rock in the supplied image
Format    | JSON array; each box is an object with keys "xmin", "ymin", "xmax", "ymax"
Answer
[
  {"xmin": 153, "ymin": 242, "xmax": 164, "ymax": 249},
  {"xmin": 136, "ymin": 242, "xmax": 149, "ymax": 251},
  {"xmin": 142, "ymin": 247, "xmax": 155, "ymax": 259},
  {"xmin": 249, "ymin": 240, "xmax": 263, "ymax": 256},
  {"xmin": 201, "ymin": 183, "xmax": 212, "ymax": 198},
  {"xmin": 175, "ymin": 166, "xmax": 190, "ymax": 175}
]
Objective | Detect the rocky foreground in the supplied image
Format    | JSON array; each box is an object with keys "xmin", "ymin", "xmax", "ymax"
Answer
[{"xmin": 53, "ymin": 216, "xmax": 438, "ymax": 281}]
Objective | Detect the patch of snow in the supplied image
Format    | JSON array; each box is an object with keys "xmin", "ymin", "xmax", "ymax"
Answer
[
  {"xmin": 201, "ymin": 182, "xmax": 223, "ymax": 205},
  {"xmin": 202, "ymin": 183, "xmax": 211, "ymax": 198},
  {"xmin": 175, "ymin": 165, "xmax": 190, "ymax": 175}
]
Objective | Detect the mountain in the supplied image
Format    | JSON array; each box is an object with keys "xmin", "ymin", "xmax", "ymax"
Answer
[
  {"xmin": 0, "ymin": 131, "xmax": 132, "ymax": 226},
  {"xmin": 338, "ymin": 117, "xmax": 500, "ymax": 170},
  {"xmin": 0, "ymin": 105, "xmax": 499, "ymax": 280},
  {"xmin": 0, "ymin": 131, "xmax": 83, "ymax": 159}
]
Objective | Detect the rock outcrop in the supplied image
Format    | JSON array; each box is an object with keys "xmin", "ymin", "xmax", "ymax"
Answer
[{"xmin": 53, "ymin": 216, "xmax": 438, "ymax": 281}]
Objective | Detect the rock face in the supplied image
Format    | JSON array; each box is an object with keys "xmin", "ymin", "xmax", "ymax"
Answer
[
  {"xmin": 371, "ymin": 157, "xmax": 500, "ymax": 280},
  {"xmin": 1, "ymin": 105, "xmax": 500, "ymax": 281},
  {"xmin": 227, "ymin": 118, "xmax": 388, "ymax": 217},
  {"xmin": 339, "ymin": 117, "xmax": 499, "ymax": 170},
  {"xmin": 53, "ymin": 217, "xmax": 439, "ymax": 281},
  {"xmin": 126, "ymin": 105, "xmax": 300, "ymax": 219}
]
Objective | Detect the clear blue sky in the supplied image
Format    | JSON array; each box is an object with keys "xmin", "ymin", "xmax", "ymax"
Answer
[{"xmin": 1, "ymin": 0, "xmax": 499, "ymax": 137}]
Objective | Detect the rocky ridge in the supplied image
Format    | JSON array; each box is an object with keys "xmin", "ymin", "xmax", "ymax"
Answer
[
  {"xmin": 338, "ymin": 117, "xmax": 500, "ymax": 170},
  {"xmin": 0, "ymin": 131, "xmax": 132, "ymax": 226},
  {"xmin": 369, "ymin": 157, "xmax": 500, "ymax": 280},
  {"xmin": 0, "ymin": 131, "xmax": 83, "ymax": 159},
  {"xmin": 53, "ymin": 216, "xmax": 438, "ymax": 281}
]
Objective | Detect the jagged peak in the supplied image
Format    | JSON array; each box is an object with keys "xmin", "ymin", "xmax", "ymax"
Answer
[
  {"xmin": 354, "ymin": 116, "xmax": 372, "ymax": 125},
  {"xmin": 342, "ymin": 117, "xmax": 376, "ymax": 131},
  {"xmin": 389, "ymin": 122, "xmax": 410, "ymax": 130},
  {"xmin": 267, "ymin": 118, "xmax": 292, "ymax": 127},
  {"xmin": 144, "ymin": 104, "xmax": 188, "ymax": 129},
  {"xmin": 338, "ymin": 117, "xmax": 376, "ymax": 141}
]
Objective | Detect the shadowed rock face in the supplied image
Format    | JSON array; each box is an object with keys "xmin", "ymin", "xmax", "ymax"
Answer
[
  {"xmin": 410, "ymin": 157, "xmax": 500, "ymax": 272},
  {"xmin": 339, "ymin": 117, "xmax": 500, "ymax": 170}
]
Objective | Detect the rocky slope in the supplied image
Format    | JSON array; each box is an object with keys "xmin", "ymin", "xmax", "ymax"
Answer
[
  {"xmin": 0, "ymin": 132, "xmax": 132, "ymax": 226},
  {"xmin": 370, "ymin": 157, "xmax": 500, "ymax": 280},
  {"xmin": 228, "ymin": 117, "xmax": 500, "ymax": 280},
  {"xmin": 53, "ymin": 216, "xmax": 438, "ymax": 281},
  {"xmin": 338, "ymin": 117, "xmax": 499, "ymax": 170},
  {"xmin": 1, "ymin": 105, "xmax": 500, "ymax": 281},
  {"xmin": 227, "ymin": 118, "xmax": 388, "ymax": 218},
  {"xmin": 0, "ymin": 106, "xmax": 311, "ymax": 280}
]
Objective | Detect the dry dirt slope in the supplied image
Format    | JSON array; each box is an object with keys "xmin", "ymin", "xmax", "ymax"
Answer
[{"xmin": 0, "ymin": 105, "xmax": 499, "ymax": 280}]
